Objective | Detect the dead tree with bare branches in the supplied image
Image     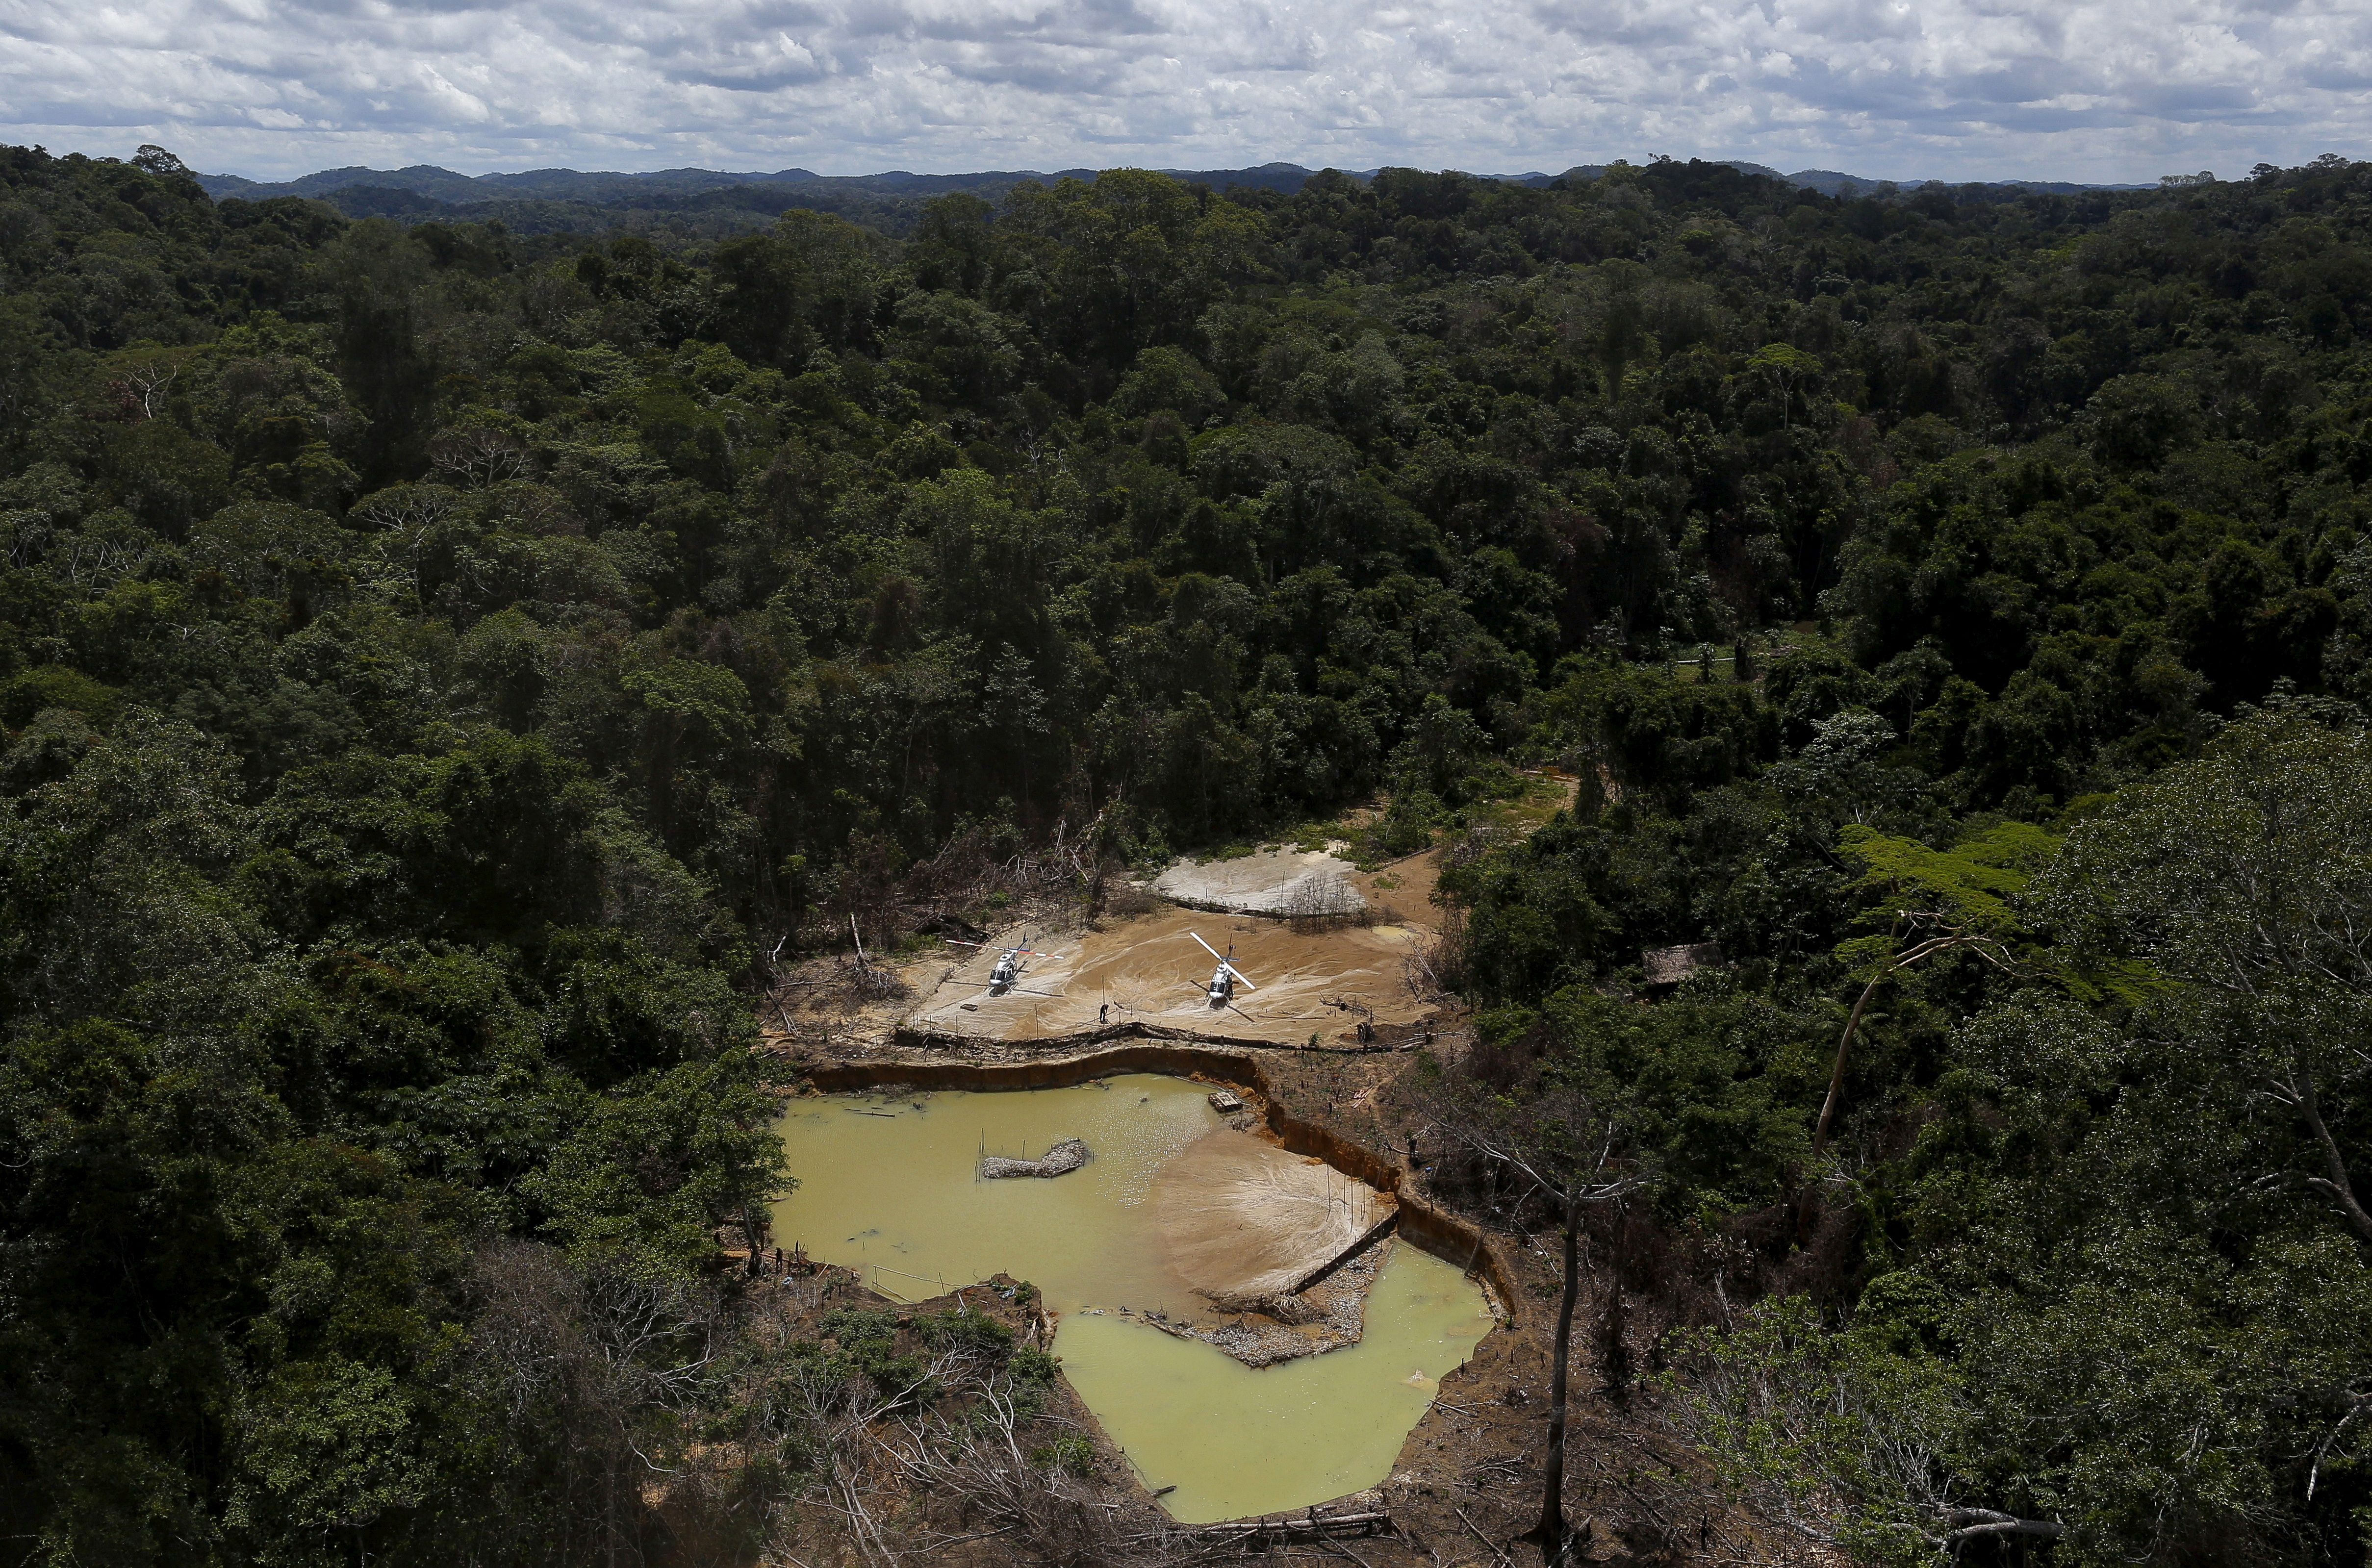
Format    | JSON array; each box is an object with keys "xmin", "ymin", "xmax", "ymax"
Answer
[{"xmin": 1410, "ymin": 1058, "xmax": 1652, "ymax": 1568}]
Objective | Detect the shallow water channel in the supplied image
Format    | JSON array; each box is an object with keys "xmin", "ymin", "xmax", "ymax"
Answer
[{"xmin": 771, "ymin": 1075, "xmax": 1494, "ymax": 1522}]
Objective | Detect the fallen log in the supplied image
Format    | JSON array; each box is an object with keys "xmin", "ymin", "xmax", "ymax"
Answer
[{"xmin": 1179, "ymin": 1508, "xmax": 1392, "ymax": 1543}]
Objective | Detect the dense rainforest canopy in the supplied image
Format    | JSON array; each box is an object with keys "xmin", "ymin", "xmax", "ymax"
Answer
[{"xmin": 1, "ymin": 140, "xmax": 2369, "ymax": 1565}]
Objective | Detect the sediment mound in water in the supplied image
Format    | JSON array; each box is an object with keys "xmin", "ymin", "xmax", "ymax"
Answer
[
  {"xmin": 979, "ymin": 1137, "xmax": 1089, "ymax": 1179},
  {"xmin": 1154, "ymin": 1128, "xmax": 1395, "ymax": 1302}
]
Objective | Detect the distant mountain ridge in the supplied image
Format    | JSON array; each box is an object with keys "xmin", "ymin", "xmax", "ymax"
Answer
[
  {"xmin": 192, "ymin": 162, "xmax": 1355, "ymax": 205},
  {"xmin": 190, "ymin": 159, "xmax": 2153, "ymax": 240},
  {"xmin": 196, "ymin": 159, "xmax": 2152, "ymax": 208},
  {"xmin": 1716, "ymin": 161, "xmax": 2151, "ymax": 196}
]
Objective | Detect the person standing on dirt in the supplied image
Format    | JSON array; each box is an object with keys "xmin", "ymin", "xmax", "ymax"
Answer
[{"xmin": 1099, "ymin": 1003, "xmax": 1110, "ymax": 1024}]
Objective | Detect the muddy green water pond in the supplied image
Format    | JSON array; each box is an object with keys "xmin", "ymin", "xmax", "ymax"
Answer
[{"xmin": 771, "ymin": 1075, "xmax": 1494, "ymax": 1523}]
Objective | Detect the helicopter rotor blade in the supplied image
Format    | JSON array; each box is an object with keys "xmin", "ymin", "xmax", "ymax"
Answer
[
  {"xmin": 1221, "ymin": 962, "xmax": 1258, "ymax": 991},
  {"xmin": 1189, "ymin": 931, "xmax": 1225, "ymax": 964}
]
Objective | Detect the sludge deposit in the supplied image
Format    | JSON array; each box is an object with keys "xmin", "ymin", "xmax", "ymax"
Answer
[{"xmin": 1153, "ymin": 1127, "xmax": 1396, "ymax": 1307}]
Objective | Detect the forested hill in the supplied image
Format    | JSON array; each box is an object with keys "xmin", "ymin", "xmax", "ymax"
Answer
[
  {"xmin": 1, "ymin": 139, "xmax": 2370, "ymax": 1564},
  {"xmin": 187, "ymin": 161, "xmax": 1362, "ymax": 237},
  {"xmin": 182, "ymin": 159, "xmax": 2144, "ymax": 239}
]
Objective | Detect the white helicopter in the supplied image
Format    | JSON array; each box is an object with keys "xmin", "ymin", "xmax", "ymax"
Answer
[
  {"xmin": 944, "ymin": 933, "xmax": 1064, "ymax": 997},
  {"xmin": 1186, "ymin": 931, "xmax": 1258, "ymax": 1009}
]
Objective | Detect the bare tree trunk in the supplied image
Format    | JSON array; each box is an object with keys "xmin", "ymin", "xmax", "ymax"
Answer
[
  {"xmin": 1596, "ymin": 1202, "xmax": 1630, "ymax": 1401},
  {"xmin": 1811, "ymin": 968, "xmax": 1887, "ymax": 1161},
  {"xmin": 1812, "ymin": 924, "xmax": 2001, "ymax": 1163},
  {"xmin": 744, "ymin": 1205, "xmax": 768, "ymax": 1277},
  {"xmin": 2297, "ymin": 1045, "xmax": 2372, "ymax": 1246},
  {"xmin": 1534, "ymin": 1187, "xmax": 1581, "ymax": 1566}
]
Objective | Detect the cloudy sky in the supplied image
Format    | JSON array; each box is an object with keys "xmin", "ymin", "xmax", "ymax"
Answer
[{"xmin": 1, "ymin": 0, "xmax": 2366, "ymax": 184}]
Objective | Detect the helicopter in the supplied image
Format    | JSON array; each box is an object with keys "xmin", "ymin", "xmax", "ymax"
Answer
[
  {"xmin": 944, "ymin": 934, "xmax": 1064, "ymax": 997},
  {"xmin": 1185, "ymin": 931, "xmax": 1258, "ymax": 1009}
]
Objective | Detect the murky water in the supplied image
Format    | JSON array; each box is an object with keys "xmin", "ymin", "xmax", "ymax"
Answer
[
  {"xmin": 771, "ymin": 1075, "xmax": 1494, "ymax": 1522},
  {"xmin": 770, "ymin": 1075, "xmax": 1221, "ymax": 1315},
  {"xmin": 1058, "ymin": 1246, "xmax": 1494, "ymax": 1521}
]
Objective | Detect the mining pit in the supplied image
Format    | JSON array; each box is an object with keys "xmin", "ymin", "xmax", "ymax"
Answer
[
  {"xmin": 770, "ymin": 1074, "xmax": 1493, "ymax": 1524},
  {"xmin": 756, "ymin": 843, "xmax": 1797, "ymax": 1561},
  {"xmin": 764, "ymin": 849, "xmax": 1482, "ymax": 1522}
]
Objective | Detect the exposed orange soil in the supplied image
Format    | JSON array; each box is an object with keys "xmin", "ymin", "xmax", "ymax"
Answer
[{"xmin": 1351, "ymin": 852, "xmax": 1442, "ymax": 925}]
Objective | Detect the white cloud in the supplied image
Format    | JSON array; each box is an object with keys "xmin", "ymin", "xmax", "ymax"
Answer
[{"xmin": 0, "ymin": 0, "xmax": 2364, "ymax": 181}]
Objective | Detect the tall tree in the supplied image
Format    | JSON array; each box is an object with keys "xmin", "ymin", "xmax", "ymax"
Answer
[{"xmin": 1415, "ymin": 1039, "xmax": 1648, "ymax": 1566}]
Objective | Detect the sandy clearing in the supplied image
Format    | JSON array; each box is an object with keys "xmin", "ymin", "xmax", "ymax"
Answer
[{"xmin": 905, "ymin": 904, "xmax": 1435, "ymax": 1047}]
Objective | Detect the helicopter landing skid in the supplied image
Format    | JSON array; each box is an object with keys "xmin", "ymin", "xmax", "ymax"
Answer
[{"xmin": 1178, "ymin": 982, "xmax": 1254, "ymax": 1022}]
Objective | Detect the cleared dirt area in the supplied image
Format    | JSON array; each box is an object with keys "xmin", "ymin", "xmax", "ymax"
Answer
[
  {"xmin": 905, "ymin": 904, "xmax": 1440, "ymax": 1048},
  {"xmin": 1352, "ymin": 852, "xmax": 1441, "ymax": 926}
]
